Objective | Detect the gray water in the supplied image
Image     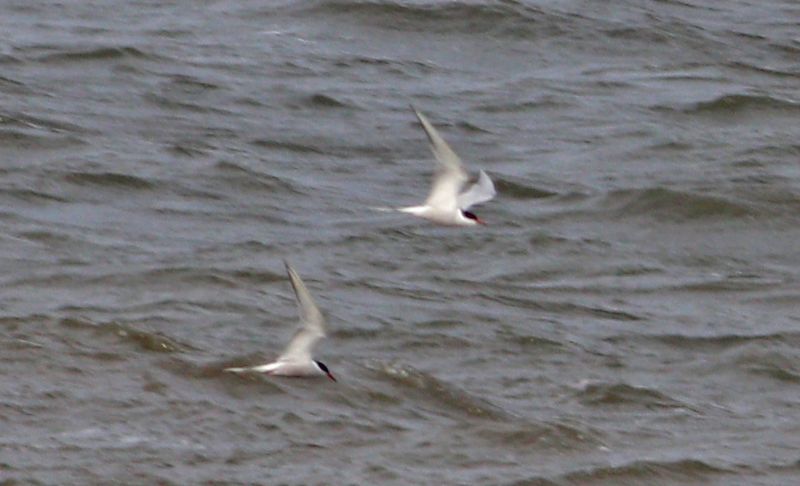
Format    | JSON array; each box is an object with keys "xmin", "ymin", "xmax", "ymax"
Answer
[{"xmin": 2, "ymin": 0, "xmax": 800, "ymax": 484}]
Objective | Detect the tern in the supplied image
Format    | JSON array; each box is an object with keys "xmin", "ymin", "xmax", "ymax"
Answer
[
  {"xmin": 396, "ymin": 106, "xmax": 497, "ymax": 226},
  {"xmin": 225, "ymin": 261, "xmax": 336, "ymax": 381}
]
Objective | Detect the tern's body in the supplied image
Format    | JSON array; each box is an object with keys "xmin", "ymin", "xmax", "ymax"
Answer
[
  {"xmin": 237, "ymin": 360, "xmax": 330, "ymax": 377},
  {"xmin": 398, "ymin": 205, "xmax": 476, "ymax": 226},
  {"xmin": 225, "ymin": 261, "xmax": 336, "ymax": 381},
  {"xmin": 396, "ymin": 107, "xmax": 497, "ymax": 226}
]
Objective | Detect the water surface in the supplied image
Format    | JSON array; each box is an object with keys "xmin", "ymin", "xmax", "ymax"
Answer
[{"xmin": 1, "ymin": 0, "xmax": 799, "ymax": 484}]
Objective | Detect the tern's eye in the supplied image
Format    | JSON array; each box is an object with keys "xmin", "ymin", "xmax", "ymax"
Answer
[{"xmin": 462, "ymin": 211, "xmax": 478, "ymax": 221}]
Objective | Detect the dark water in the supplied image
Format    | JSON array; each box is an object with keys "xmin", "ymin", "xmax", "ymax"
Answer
[{"xmin": 2, "ymin": 0, "xmax": 799, "ymax": 484}]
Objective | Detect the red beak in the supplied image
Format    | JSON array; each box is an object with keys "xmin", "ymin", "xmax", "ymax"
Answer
[
  {"xmin": 326, "ymin": 372, "xmax": 337, "ymax": 382},
  {"xmin": 475, "ymin": 217, "xmax": 487, "ymax": 225}
]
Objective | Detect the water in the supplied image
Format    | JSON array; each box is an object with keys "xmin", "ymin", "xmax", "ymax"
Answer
[{"xmin": 1, "ymin": 0, "xmax": 799, "ymax": 484}]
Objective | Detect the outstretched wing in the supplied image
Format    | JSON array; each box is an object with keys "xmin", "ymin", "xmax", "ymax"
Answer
[
  {"xmin": 457, "ymin": 170, "xmax": 496, "ymax": 210},
  {"xmin": 412, "ymin": 107, "xmax": 468, "ymax": 212},
  {"xmin": 277, "ymin": 261, "xmax": 327, "ymax": 362}
]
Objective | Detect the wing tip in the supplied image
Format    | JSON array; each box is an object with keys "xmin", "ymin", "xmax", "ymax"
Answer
[
  {"xmin": 411, "ymin": 105, "xmax": 427, "ymax": 128},
  {"xmin": 480, "ymin": 170, "xmax": 496, "ymax": 192},
  {"xmin": 410, "ymin": 106, "xmax": 440, "ymax": 151},
  {"xmin": 283, "ymin": 259, "xmax": 301, "ymax": 295},
  {"xmin": 284, "ymin": 259, "xmax": 302, "ymax": 285}
]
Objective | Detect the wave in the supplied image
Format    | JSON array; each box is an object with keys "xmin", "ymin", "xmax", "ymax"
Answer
[
  {"xmin": 1, "ymin": 188, "xmax": 69, "ymax": 204},
  {"xmin": 496, "ymin": 177, "xmax": 559, "ymax": 200},
  {"xmin": 293, "ymin": 0, "xmax": 566, "ymax": 39},
  {"xmin": 476, "ymin": 97, "xmax": 570, "ymax": 113},
  {"xmin": 601, "ymin": 187, "xmax": 756, "ymax": 221},
  {"xmin": 142, "ymin": 92, "xmax": 233, "ymax": 115},
  {"xmin": 726, "ymin": 61, "xmax": 800, "ymax": 78},
  {"xmin": 307, "ymin": 93, "xmax": 350, "ymax": 108},
  {"xmin": 164, "ymin": 74, "xmax": 221, "ymax": 91},
  {"xmin": 608, "ymin": 332, "xmax": 800, "ymax": 384},
  {"xmin": 736, "ymin": 142, "xmax": 800, "ymax": 160},
  {"xmin": 21, "ymin": 265, "xmax": 285, "ymax": 294},
  {"xmin": 249, "ymin": 135, "xmax": 387, "ymax": 158},
  {"xmin": 0, "ymin": 108, "xmax": 89, "ymax": 150},
  {"xmin": 35, "ymin": 45, "xmax": 158, "ymax": 64},
  {"xmin": 474, "ymin": 419, "xmax": 603, "ymax": 452},
  {"xmin": 655, "ymin": 93, "xmax": 800, "ymax": 118},
  {"xmin": 62, "ymin": 171, "xmax": 156, "ymax": 191},
  {"xmin": 485, "ymin": 294, "xmax": 642, "ymax": 322},
  {"xmin": 574, "ymin": 381, "xmax": 690, "ymax": 410},
  {"xmin": 166, "ymin": 142, "xmax": 212, "ymax": 158},
  {"xmin": 747, "ymin": 358, "xmax": 800, "ymax": 383},
  {"xmin": 0, "ymin": 129, "xmax": 85, "ymax": 151},
  {"xmin": 732, "ymin": 349, "xmax": 800, "ymax": 384},
  {"xmin": 498, "ymin": 332, "xmax": 564, "ymax": 352},
  {"xmin": 606, "ymin": 331, "xmax": 800, "ymax": 352},
  {"xmin": 370, "ymin": 362, "xmax": 511, "ymax": 420},
  {"xmin": 331, "ymin": 55, "xmax": 435, "ymax": 78},
  {"xmin": 669, "ymin": 274, "xmax": 786, "ymax": 293},
  {"xmin": 0, "ymin": 75, "xmax": 30, "ymax": 94},
  {"xmin": 213, "ymin": 161, "xmax": 299, "ymax": 193},
  {"xmin": 0, "ymin": 53, "xmax": 23, "ymax": 65},
  {"xmin": 690, "ymin": 93, "xmax": 800, "ymax": 114},
  {"xmin": 555, "ymin": 458, "xmax": 732, "ymax": 484},
  {"xmin": 60, "ymin": 317, "xmax": 186, "ymax": 354},
  {"xmin": 1, "ymin": 110, "xmax": 91, "ymax": 137},
  {"xmin": 249, "ymin": 138, "xmax": 327, "ymax": 155}
]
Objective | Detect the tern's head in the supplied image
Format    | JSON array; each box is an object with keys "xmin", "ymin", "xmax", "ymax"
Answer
[
  {"xmin": 461, "ymin": 210, "xmax": 486, "ymax": 225},
  {"xmin": 314, "ymin": 360, "xmax": 337, "ymax": 382}
]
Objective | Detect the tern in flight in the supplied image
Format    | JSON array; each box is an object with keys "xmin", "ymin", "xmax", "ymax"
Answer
[
  {"xmin": 225, "ymin": 261, "xmax": 336, "ymax": 381},
  {"xmin": 396, "ymin": 106, "xmax": 497, "ymax": 226}
]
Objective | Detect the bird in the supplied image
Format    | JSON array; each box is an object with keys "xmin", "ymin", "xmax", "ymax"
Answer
[
  {"xmin": 396, "ymin": 106, "xmax": 497, "ymax": 226},
  {"xmin": 225, "ymin": 260, "xmax": 336, "ymax": 381}
]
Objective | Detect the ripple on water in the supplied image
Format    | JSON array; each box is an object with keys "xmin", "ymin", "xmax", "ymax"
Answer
[
  {"xmin": 574, "ymin": 381, "xmax": 691, "ymax": 411},
  {"xmin": 551, "ymin": 458, "xmax": 736, "ymax": 485},
  {"xmin": 292, "ymin": 0, "xmax": 569, "ymax": 39},
  {"xmin": 0, "ymin": 129, "xmax": 85, "ymax": 151},
  {"xmin": 472, "ymin": 420, "xmax": 604, "ymax": 452},
  {"xmin": 59, "ymin": 317, "xmax": 186, "ymax": 354},
  {"xmin": 600, "ymin": 187, "xmax": 757, "ymax": 221},
  {"xmin": 33, "ymin": 45, "xmax": 160, "ymax": 64},
  {"xmin": 62, "ymin": 171, "xmax": 157, "ymax": 191},
  {"xmin": 370, "ymin": 362, "xmax": 512, "ymax": 421},
  {"xmin": 653, "ymin": 93, "xmax": 800, "ymax": 121},
  {"xmin": 605, "ymin": 331, "xmax": 800, "ymax": 353}
]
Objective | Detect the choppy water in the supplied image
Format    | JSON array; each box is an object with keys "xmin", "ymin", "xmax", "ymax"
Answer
[{"xmin": 2, "ymin": 0, "xmax": 799, "ymax": 484}]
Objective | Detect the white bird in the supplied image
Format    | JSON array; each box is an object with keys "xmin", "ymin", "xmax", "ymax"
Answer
[
  {"xmin": 225, "ymin": 260, "xmax": 336, "ymax": 381},
  {"xmin": 396, "ymin": 106, "xmax": 497, "ymax": 226}
]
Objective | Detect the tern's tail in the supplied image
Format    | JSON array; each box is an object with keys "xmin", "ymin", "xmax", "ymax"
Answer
[
  {"xmin": 370, "ymin": 206, "xmax": 427, "ymax": 215},
  {"xmin": 224, "ymin": 366, "xmax": 249, "ymax": 373},
  {"xmin": 225, "ymin": 362, "xmax": 280, "ymax": 374}
]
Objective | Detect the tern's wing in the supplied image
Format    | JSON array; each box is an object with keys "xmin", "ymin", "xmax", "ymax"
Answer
[
  {"xmin": 277, "ymin": 261, "xmax": 327, "ymax": 362},
  {"xmin": 457, "ymin": 170, "xmax": 496, "ymax": 210},
  {"xmin": 278, "ymin": 327, "xmax": 324, "ymax": 363},
  {"xmin": 412, "ymin": 107, "xmax": 468, "ymax": 212}
]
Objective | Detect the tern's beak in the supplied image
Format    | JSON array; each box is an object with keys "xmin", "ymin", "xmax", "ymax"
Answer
[
  {"xmin": 475, "ymin": 217, "xmax": 487, "ymax": 225},
  {"xmin": 326, "ymin": 372, "xmax": 337, "ymax": 382}
]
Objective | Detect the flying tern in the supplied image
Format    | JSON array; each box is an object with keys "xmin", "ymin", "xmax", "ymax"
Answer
[
  {"xmin": 396, "ymin": 106, "xmax": 497, "ymax": 226},
  {"xmin": 225, "ymin": 261, "xmax": 336, "ymax": 381}
]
